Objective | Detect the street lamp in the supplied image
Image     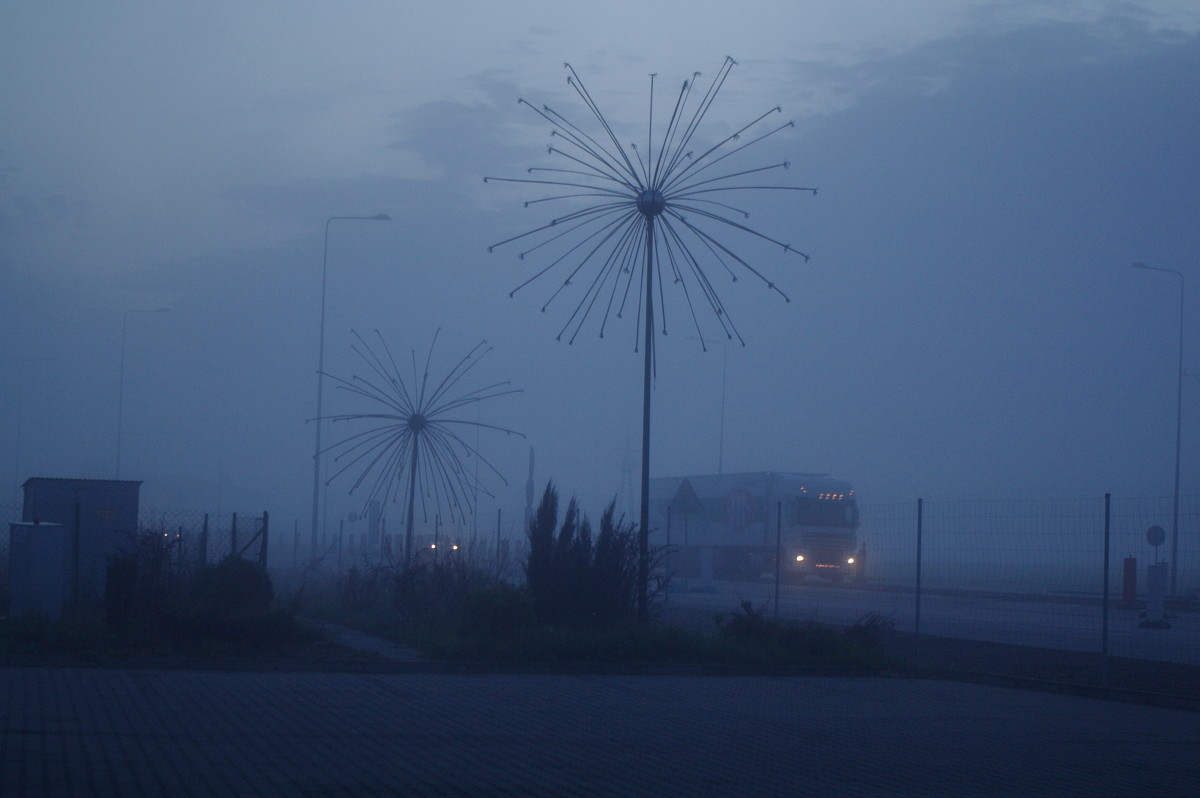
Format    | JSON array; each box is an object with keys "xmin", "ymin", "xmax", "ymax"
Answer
[
  {"xmin": 310, "ymin": 214, "xmax": 391, "ymax": 560},
  {"xmin": 1131, "ymin": 261, "xmax": 1184, "ymax": 596},
  {"xmin": 116, "ymin": 308, "xmax": 170, "ymax": 479}
]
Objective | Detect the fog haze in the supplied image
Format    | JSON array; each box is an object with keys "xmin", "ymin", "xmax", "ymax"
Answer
[{"xmin": 2, "ymin": 1, "xmax": 1198, "ymax": 540}]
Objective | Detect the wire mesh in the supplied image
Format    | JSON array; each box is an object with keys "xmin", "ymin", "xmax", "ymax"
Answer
[
  {"xmin": 4, "ymin": 494, "xmax": 1198, "ymax": 667},
  {"xmin": 663, "ymin": 494, "xmax": 1199, "ymax": 668},
  {"xmin": 136, "ymin": 508, "xmax": 267, "ymax": 569},
  {"xmin": 855, "ymin": 495, "xmax": 1199, "ymax": 666},
  {"xmin": 859, "ymin": 495, "xmax": 1198, "ymax": 598}
]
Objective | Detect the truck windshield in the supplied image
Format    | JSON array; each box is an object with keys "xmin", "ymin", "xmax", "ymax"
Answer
[{"xmin": 795, "ymin": 498, "xmax": 858, "ymax": 528}]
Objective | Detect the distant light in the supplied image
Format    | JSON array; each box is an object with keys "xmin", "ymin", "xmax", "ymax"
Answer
[
  {"xmin": 430, "ymin": 543, "xmax": 437, "ymax": 549},
  {"xmin": 795, "ymin": 555, "xmax": 805, "ymax": 562},
  {"xmin": 452, "ymin": 544, "xmax": 459, "ymax": 551},
  {"xmin": 847, "ymin": 557, "xmax": 855, "ymax": 564}
]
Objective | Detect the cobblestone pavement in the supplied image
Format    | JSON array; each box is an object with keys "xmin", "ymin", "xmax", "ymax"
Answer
[{"xmin": 2, "ymin": 666, "xmax": 1198, "ymax": 796}]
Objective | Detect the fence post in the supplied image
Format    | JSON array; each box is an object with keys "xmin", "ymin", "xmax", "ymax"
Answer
[
  {"xmin": 914, "ymin": 497, "xmax": 923, "ymax": 664},
  {"xmin": 1102, "ymin": 493, "xmax": 1110, "ymax": 685},
  {"xmin": 259, "ymin": 511, "xmax": 269, "ymax": 567},
  {"xmin": 774, "ymin": 502, "xmax": 782, "ymax": 620},
  {"xmin": 200, "ymin": 514, "xmax": 209, "ymax": 566},
  {"xmin": 72, "ymin": 502, "xmax": 81, "ymax": 603}
]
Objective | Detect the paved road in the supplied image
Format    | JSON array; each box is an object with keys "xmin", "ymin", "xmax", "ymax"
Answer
[
  {"xmin": 3, "ymin": 665, "xmax": 1198, "ymax": 796},
  {"xmin": 667, "ymin": 580, "xmax": 1200, "ymax": 665}
]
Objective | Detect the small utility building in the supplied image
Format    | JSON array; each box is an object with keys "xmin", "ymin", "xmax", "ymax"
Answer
[{"xmin": 8, "ymin": 477, "xmax": 142, "ymax": 616}]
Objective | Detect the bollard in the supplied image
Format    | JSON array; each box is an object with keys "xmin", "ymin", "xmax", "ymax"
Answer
[{"xmin": 1121, "ymin": 557, "xmax": 1137, "ymax": 606}]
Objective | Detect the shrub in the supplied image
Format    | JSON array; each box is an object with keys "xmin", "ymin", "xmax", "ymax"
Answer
[
  {"xmin": 339, "ymin": 564, "xmax": 391, "ymax": 612},
  {"xmin": 394, "ymin": 558, "xmax": 498, "ymax": 623},
  {"xmin": 189, "ymin": 555, "xmax": 274, "ymax": 619},
  {"xmin": 716, "ymin": 601, "xmax": 891, "ymax": 669},
  {"xmin": 459, "ymin": 583, "xmax": 535, "ymax": 640},
  {"xmin": 525, "ymin": 482, "xmax": 663, "ymax": 627},
  {"xmin": 844, "ymin": 611, "xmax": 895, "ymax": 649},
  {"xmin": 104, "ymin": 530, "xmax": 180, "ymax": 632}
]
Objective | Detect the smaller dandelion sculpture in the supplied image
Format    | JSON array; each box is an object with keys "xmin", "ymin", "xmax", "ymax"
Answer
[
  {"xmin": 486, "ymin": 56, "xmax": 815, "ymax": 620},
  {"xmin": 321, "ymin": 329, "xmax": 523, "ymax": 566}
]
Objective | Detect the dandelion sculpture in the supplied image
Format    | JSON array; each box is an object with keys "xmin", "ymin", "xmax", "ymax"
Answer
[
  {"xmin": 322, "ymin": 329, "xmax": 523, "ymax": 565},
  {"xmin": 486, "ymin": 57, "xmax": 815, "ymax": 621}
]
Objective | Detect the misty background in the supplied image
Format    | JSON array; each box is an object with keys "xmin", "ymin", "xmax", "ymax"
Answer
[{"xmin": 2, "ymin": 1, "xmax": 1198, "ymax": 546}]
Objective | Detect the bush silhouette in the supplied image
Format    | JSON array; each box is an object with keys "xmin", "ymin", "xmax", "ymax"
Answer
[
  {"xmin": 525, "ymin": 482, "xmax": 657, "ymax": 627},
  {"xmin": 190, "ymin": 556, "xmax": 274, "ymax": 619},
  {"xmin": 460, "ymin": 583, "xmax": 535, "ymax": 640}
]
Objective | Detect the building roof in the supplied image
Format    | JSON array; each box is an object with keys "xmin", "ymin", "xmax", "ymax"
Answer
[{"xmin": 22, "ymin": 477, "xmax": 144, "ymax": 487}]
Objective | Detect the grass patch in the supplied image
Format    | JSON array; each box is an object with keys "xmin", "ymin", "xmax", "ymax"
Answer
[
  {"xmin": 1, "ymin": 552, "xmax": 319, "ymax": 662},
  {"xmin": 0, "ymin": 601, "xmax": 320, "ymax": 661},
  {"xmin": 322, "ymin": 598, "xmax": 894, "ymax": 673},
  {"xmin": 303, "ymin": 484, "xmax": 899, "ymax": 672}
]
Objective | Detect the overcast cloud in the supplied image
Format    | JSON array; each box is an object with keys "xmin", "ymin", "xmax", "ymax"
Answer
[{"xmin": 2, "ymin": 1, "xmax": 1198, "ymax": 542}]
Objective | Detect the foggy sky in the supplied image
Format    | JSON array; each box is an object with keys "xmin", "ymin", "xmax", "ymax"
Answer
[{"xmin": 2, "ymin": 1, "xmax": 1198, "ymax": 540}]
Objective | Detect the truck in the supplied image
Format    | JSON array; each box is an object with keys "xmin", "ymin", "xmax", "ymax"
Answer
[{"xmin": 649, "ymin": 471, "xmax": 859, "ymax": 582}]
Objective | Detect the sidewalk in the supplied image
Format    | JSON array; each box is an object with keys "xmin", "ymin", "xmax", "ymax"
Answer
[
  {"xmin": 312, "ymin": 619, "xmax": 425, "ymax": 662},
  {"xmin": 3, "ymin": 663, "xmax": 1197, "ymax": 796}
]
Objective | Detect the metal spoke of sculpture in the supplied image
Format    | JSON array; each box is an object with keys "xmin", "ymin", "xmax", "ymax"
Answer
[
  {"xmin": 486, "ymin": 56, "xmax": 814, "ymax": 620},
  {"xmin": 322, "ymin": 329, "xmax": 523, "ymax": 565}
]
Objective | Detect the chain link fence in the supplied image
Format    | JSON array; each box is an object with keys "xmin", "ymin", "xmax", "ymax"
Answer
[
  {"xmin": 1, "ymin": 503, "xmax": 268, "ymax": 608},
  {"xmin": 136, "ymin": 508, "xmax": 269, "ymax": 571},
  {"xmin": 861, "ymin": 495, "xmax": 1197, "ymax": 594},
  {"xmin": 6, "ymin": 493, "xmax": 1199, "ymax": 668},
  {"xmin": 667, "ymin": 493, "xmax": 1200, "ymax": 668}
]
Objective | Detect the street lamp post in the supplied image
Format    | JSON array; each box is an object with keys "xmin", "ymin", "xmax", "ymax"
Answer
[
  {"xmin": 309, "ymin": 214, "xmax": 390, "ymax": 561},
  {"xmin": 116, "ymin": 308, "xmax": 170, "ymax": 479},
  {"xmin": 1132, "ymin": 261, "xmax": 1184, "ymax": 596}
]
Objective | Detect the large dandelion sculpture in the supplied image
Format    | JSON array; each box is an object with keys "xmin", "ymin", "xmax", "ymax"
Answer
[
  {"xmin": 486, "ymin": 56, "xmax": 815, "ymax": 620},
  {"xmin": 322, "ymin": 329, "xmax": 523, "ymax": 566}
]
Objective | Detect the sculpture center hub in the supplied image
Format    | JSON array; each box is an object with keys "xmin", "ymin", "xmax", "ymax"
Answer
[
  {"xmin": 407, "ymin": 413, "xmax": 427, "ymax": 432},
  {"xmin": 636, "ymin": 189, "xmax": 666, "ymax": 217}
]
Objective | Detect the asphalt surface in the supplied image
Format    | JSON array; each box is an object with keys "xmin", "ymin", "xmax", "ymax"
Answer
[{"xmin": 3, "ymin": 662, "xmax": 1198, "ymax": 796}]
